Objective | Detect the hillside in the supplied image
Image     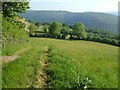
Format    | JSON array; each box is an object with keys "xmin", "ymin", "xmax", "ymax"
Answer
[
  {"xmin": 108, "ymin": 11, "xmax": 118, "ymax": 16},
  {"xmin": 2, "ymin": 37, "xmax": 118, "ymax": 88},
  {"xmin": 2, "ymin": 16, "xmax": 29, "ymax": 55},
  {"xmin": 2, "ymin": 16, "xmax": 118, "ymax": 88},
  {"xmin": 2, "ymin": 1, "xmax": 119, "ymax": 89},
  {"xmin": 20, "ymin": 10, "xmax": 118, "ymax": 34}
]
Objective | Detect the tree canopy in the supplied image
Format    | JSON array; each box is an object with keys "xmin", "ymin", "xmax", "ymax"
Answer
[
  {"xmin": 2, "ymin": 1, "xmax": 30, "ymax": 17},
  {"xmin": 61, "ymin": 26, "xmax": 71, "ymax": 39},
  {"xmin": 49, "ymin": 21, "xmax": 62, "ymax": 37},
  {"xmin": 29, "ymin": 23, "xmax": 37, "ymax": 36},
  {"xmin": 73, "ymin": 22, "xmax": 87, "ymax": 39}
]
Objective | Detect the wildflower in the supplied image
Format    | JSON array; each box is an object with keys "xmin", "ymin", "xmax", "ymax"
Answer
[
  {"xmin": 84, "ymin": 86, "xmax": 87, "ymax": 89},
  {"xmin": 86, "ymin": 77, "xmax": 88, "ymax": 80}
]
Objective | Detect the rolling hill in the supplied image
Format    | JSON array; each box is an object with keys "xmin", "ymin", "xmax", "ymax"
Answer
[
  {"xmin": 108, "ymin": 11, "xmax": 118, "ymax": 16},
  {"xmin": 2, "ymin": 15, "xmax": 118, "ymax": 88},
  {"xmin": 20, "ymin": 10, "xmax": 118, "ymax": 34}
]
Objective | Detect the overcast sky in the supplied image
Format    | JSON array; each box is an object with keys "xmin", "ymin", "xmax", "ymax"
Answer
[{"xmin": 29, "ymin": 0, "xmax": 119, "ymax": 12}]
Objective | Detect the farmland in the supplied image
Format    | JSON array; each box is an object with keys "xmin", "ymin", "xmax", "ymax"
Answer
[
  {"xmin": 1, "ymin": 3, "xmax": 119, "ymax": 88},
  {"xmin": 2, "ymin": 37, "xmax": 118, "ymax": 88}
]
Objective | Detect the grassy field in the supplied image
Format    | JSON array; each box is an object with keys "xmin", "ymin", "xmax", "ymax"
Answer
[
  {"xmin": 32, "ymin": 38, "xmax": 118, "ymax": 88},
  {"xmin": 2, "ymin": 40, "xmax": 47, "ymax": 88},
  {"xmin": 2, "ymin": 37, "xmax": 118, "ymax": 88}
]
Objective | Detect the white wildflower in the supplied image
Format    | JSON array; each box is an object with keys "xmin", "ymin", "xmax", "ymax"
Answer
[{"xmin": 84, "ymin": 86, "xmax": 87, "ymax": 89}]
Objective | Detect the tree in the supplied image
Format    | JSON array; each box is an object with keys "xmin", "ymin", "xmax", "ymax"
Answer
[
  {"xmin": 117, "ymin": 34, "xmax": 120, "ymax": 40},
  {"xmin": 73, "ymin": 22, "xmax": 87, "ymax": 39},
  {"xmin": 29, "ymin": 23, "xmax": 37, "ymax": 36},
  {"xmin": 87, "ymin": 33, "xmax": 94, "ymax": 40},
  {"xmin": 35, "ymin": 22, "xmax": 41, "ymax": 26},
  {"xmin": 62, "ymin": 23, "xmax": 69, "ymax": 27},
  {"xmin": 111, "ymin": 39, "xmax": 118, "ymax": 46},
  {"xmin": 92, "ymin": 29, "xmax": 101, "ymax": 34},
  {"xmin": 61, "ymin": 26, "xmax": 71, "ymax": 39},
  {"xmin": 2, "ymin": 1, "xmax": 30, "ymax": 17},
  {"xmin": 93, "ymin": 35, "xmax": 102, "ymax": 42},
  {"xmin": 104, "ymin": 32, "xmax": 116, "ymax": 39},
  {"xmin": 49, "ymin": 21, "xmax": 62, "ymax": 38},
  {"xmin": 43, "ymin": 24, "xmax": 49, "ymax": 33}
]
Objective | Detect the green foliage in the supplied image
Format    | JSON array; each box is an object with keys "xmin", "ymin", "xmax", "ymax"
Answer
[
  {"xmin": 49, "ymin": 21, "xmax": 62, "ymax": 37},
  {"xmin": 111, "ymin": 39, "xmax": 118, "ymax": 45},
  {"xmin": 2, "ymin": 16, "xmax": 28, "ymax": 40},
  {"xmin": 2, "ymin": 38, "xmax": 118, "ymax": 88},
  {"xmin": 73, "ymin": 22, "xmax": 87, "ymax": 39},
  {"xmin": 87, "ymin": 33, "xmax": 94, "ymax": 40},
  {"xmin": 42, "ymin": 38, "xmax": 118, "ymax": 88},
  {"xmin": 2, "ymin": 16, "xmax": 29, "ymax": 55},
  {"xmin": 61, "ymin": 26, "xmax": 71, "ymax": 39},
  {"xmin": 28, "ymin": 21, "xmax": 118, "ymax": 46},
  {"xmin": 34, "ymin": 33, "xmax": 49, "ymax": 37},
  {"xmin": 86, "ymin": 29, "xmax": 119, "ymax": 46},
  {"xmin": 36, "ymin": 25, "xmax": 49, "ymax": 33},
  {"xmin": 29, "ymin": 23, "xmax": 37, "ymax": 36},
  {"xmin": 43, "ymin": 24, "xmax": 49, "ymax": 33},
  {"xmin": 46, "ymin": 45, "xmax": 94, "ymax": 88},
  {"xmin": 29, "ymin": 21, "xmax": 118, "ymax": 46},
  {"xmin": 2, "ymin": 9, "xmax": 118, "ymax": 88},
  {"xmin": 20, "ymin": 10, "xmax": 118, "ymax": 34},
  {"xmin": 2, "ymin": 1, "xmax": 30, "ymax": 17},
  {"xmin": 2, "ymin": 47, "xmax": 43, "ymax": 88}
]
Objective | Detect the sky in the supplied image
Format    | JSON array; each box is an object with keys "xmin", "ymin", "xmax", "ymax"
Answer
[{"xmin": 29, "ymin": 0, "xmax": 119, "ymax": 13}]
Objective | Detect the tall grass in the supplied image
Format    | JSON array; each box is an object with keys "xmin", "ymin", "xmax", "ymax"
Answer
[
  {"xmin": 2, "ymin": 16, "xmax": 29, "ymax": 56},
  {"xmin": 38, "ymin": 38, "xmax": 118, "ymax": 88},
  {"xmin": 2, "ymin": 37, "xmax": 118, "ymax": 88},
  {"xmin": 45, "ymin": 45, "xmax": 94, "ymax": 88},
  {"xmin": 2, "ymin": 47, "xmax": 44, "ymax": 88}
]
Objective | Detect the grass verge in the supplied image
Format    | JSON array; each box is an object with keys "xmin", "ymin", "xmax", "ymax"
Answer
[{"xmin": 2, "ymin": 47, "xmax": 44, "ymax": 88}]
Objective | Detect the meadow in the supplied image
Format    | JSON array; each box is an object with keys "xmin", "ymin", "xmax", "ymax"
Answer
[
  {"xmin": 2, "ymin": 37, "xmax": 118, "ymax": 88},
  {"xmin": 1, "ymin": 1, "xmax": 119, "ymax": 89}
]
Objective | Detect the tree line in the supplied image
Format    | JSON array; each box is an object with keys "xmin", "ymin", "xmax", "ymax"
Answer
[
  {"xmin": 29, "ymin": 21, "xmax": 119, "ymax": 46},
  {"xmin": 2, "ymin": 2, "xmax": 119, "ymax": 46}
]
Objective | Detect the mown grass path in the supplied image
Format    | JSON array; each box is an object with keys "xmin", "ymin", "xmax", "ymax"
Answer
[
  {"xmin": 35, "ymin": 46, "xmax": 49, "ymax": 88},
  {"xmin": 2, "ymin": 40, "xmax": 50, "ymax": 88},
  {"xmin": 1, "ymin": 47, "xmax": 32, "ymax": 63}
]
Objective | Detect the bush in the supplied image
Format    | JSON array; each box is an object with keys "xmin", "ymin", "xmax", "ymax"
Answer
[{"xmin": 111, "ymin": 39, "xmax": 118, "ymax": 46}]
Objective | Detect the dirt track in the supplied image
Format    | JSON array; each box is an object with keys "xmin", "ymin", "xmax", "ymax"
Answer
[
  {"xmin": 0, "ymin": 56, "xmax": 18, "ymax": 61},
  {"xmin": 1, "ymin": 47, "xmax": 31, "ymax": 62}
]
